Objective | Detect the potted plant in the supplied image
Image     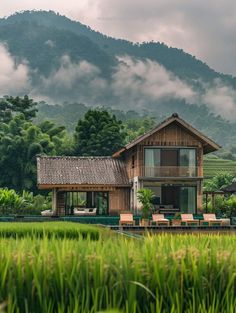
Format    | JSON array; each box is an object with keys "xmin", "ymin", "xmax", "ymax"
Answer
[{"xmin": 137, "ymin": 188, "xmax": 154, "ymax": 226}]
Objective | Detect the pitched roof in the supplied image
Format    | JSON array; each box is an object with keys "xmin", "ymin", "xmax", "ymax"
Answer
[
  {"xmin": 37, "ymin": 156, "xmax": 130, "ymax": 186},
  {"xmin": 113, "ymin": 113, "xmax": 221, "ymax": 156}
]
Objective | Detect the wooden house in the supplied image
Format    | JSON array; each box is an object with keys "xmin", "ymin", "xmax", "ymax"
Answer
[{"xmin": 37, "ymin": 113, "xmax": 220, "ymax": 215}]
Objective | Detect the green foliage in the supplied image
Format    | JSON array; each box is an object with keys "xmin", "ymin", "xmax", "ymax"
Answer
[
  {"xmin": 137, "ymin": 188, "xmax": 154, "ymax": 219},
  {"xmin": 204, "ymin": 172, "xmax": 234, "ymax": 191},
  {"xmin": 0, "ymin": 188, "xmax": 51, "ymax": 215},
  {"xmin": 0, "ymin": 233, "xmax": 236, "ymax": 311},
  {"xmin": 0, "ymin": 188, "xmax": 25, "ymax": 215},
  {"xmin": 211, "ymin": 195, "xmax": 236, "ymax": 218},
  {"xmin": 74, "ymin": 109, "xmax": 126, "ymax": 156},
  {"xmin": 124, "ymin": 117, "xmax": 156, "ymax": 143},
  {"xmin": 0, "ymin": 95, "xmax": 38, "ymax": 122},
  {"xmin": 0, "ymin": 114, "xmax": 70, "ymax": 191}
]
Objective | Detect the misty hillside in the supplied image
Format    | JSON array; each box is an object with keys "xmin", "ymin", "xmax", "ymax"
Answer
[{"xmin": 0, "ymin": 10, "xmax": 236, "ymax": 147}]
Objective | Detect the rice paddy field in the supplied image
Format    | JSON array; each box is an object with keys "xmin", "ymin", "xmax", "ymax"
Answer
[
  {"xmin": 0, "ymin": 222, "xmax": 236, "ymax": 313},
  {"xmin": 204, "ymin": 157, "xmax": 236, "ymax": 179}
]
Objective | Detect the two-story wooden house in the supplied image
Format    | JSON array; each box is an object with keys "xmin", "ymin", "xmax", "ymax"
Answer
[{"xmin": 37, "ymin": 114, "xmax": 220, "ymax": 215}]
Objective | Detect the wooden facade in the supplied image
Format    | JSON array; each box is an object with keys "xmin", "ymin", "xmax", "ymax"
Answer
[
  {"xmin": 37, "ymin": 114, "xmax": 220, "ymax": 215},
  {"xmin": 124, "ymin": 122, "xmax": 204, "ymax": 179},
  {"xmin": 49, "ymin": 186, "xmax": 130, "ymax": 216}
]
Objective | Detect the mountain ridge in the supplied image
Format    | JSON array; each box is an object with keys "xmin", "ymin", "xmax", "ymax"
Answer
[{"xmin": 0, "ymin": 10, "xmax": 236, "ymax": 148}]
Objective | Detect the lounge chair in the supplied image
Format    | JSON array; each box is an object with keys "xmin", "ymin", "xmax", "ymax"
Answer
[
  {"xmin": 119, "ymin": 213, "xmax": 135, "ymax": 226},
  {"xmin": 151, "ymin": 214, "xmax": 170, "ymax": 226},
  {"xmin": 200, "ymin": 214, "xmax": 230, "ymax": 226},
  {"xmin": 181, "ymin": 214, "xmax": 199, "ymax": 226}
]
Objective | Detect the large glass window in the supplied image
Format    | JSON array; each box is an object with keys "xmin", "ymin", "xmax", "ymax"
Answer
[
  {"xmin": 144, "ymin": 148, "xmax": 160, "ymax": 176},
  {"xmin": 179, "ymin": 149, "xmax": 196, "ymax": 176},
  {"xmin": 144, "ymin": 148, "xmax": 196, "ymax": 177},
  {"xmin": 180, "ymin": 187, "xmax": 196, "ymax": 213},
  {"xmin": 65, "ymin": 191, "xmax": 109, "ymax": 215}
]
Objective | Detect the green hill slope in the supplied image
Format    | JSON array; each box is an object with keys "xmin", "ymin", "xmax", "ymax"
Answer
[
  {"xmin": 1, "ymin": 11, "xmax": 236, "ymax": 148},
  {"xmin": 204, "ymin": 157, "xmax": 236, "ymax": 179}
]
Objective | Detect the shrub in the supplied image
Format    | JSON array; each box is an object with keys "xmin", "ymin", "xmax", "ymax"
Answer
[
  {"xmin": 137, "ymin": 188, "xmax": 154, "ymax": 219},
  {"xmin": 0, "ymin": 188, "xmax": 51, "ymax": 216}
]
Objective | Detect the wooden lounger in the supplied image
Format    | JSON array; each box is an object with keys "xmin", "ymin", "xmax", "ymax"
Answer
[
  {"xmin": 119, "ymin": 213, "xmax": 135, "ymax": 226},
  {"xmin": 181, "ymin": 214, "xmax": 199, "ymax": 226},
  {"xmin": 200, "ymin": 214, "xmax": 230, "ymax": 226},
  {"xmin": 151, "ymin": 214, "xmax": 170, "ymax": 226}
]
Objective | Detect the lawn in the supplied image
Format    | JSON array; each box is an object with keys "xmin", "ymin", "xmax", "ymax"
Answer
[{"xmin": 0, "ymin": 223, "xmax": 235, "ymax": 313}]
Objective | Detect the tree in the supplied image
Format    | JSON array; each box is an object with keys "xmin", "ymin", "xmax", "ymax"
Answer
[
  {"xmin": 124, "ymin": 117, "xmax": 156, "ymax": 143},
  {"xmin": 204, "ymin": 172, "xmax": 234, "ymax": 191},
  {"xmin": 38, "ymin": 120, "xmax": 73, "ymax": 155},
  {"xmin": 0, "ymin": 115, "xmax": 69, "ymax": 192},
  {"xmin": 0, "ymin": 95, "xmax": 38, "ymax": 122},
  {"xmin": 74, "ymin": 109, "xmax": 126, "ymax": 156},
  {"xmin": 137, "ymin": 188, "xmax": 154, "ymax": 219}
]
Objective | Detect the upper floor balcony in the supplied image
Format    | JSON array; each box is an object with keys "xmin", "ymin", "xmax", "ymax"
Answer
[
  {"xmin": 128, "ymin": 165, "xmax": 199, "ymax": 178},
  {"xmin": 143, "ymin": 166, "xmax": 198, "ymax": 178}
]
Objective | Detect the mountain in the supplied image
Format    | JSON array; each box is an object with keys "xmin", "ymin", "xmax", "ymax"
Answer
[{"xmin": 0, "ymin": 10, "xmax": 236, "ymax": 147}]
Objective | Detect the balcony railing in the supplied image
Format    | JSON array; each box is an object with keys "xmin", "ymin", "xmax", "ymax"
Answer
[{"xmin": 143, "ymin": 166, "xmax": 197, "ymax": 178}]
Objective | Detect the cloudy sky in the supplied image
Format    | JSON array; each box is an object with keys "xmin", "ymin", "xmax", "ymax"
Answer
[{"xmin": 0, "ymin": 0, "xmax": 236, "ymax": 75}]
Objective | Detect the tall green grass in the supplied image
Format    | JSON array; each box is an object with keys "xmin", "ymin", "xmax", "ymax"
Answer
[
  {"xmin": 0, "ymin": 234, "xmax": 236, "ymax": 312},
  {"xmin": 0, "ymin": 222, "xmax": 102, "ymax": 239}
]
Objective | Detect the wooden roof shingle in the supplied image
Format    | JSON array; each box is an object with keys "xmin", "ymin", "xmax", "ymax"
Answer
[{"xmin": 37, "ymin": 156, "xmax": 130, "ymax": 187}]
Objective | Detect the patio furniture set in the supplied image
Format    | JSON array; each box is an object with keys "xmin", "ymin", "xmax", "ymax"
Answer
[{"xmin": 119, "ymin": 213, "xmax": 231, "ymax": 227}]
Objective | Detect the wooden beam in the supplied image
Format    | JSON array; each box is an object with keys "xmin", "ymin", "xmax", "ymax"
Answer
[{"xmin": 38, "ymin": 184, "xmax": 130, "ymax": 191}]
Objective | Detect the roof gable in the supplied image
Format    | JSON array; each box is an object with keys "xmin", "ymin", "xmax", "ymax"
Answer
[{"xmin": 113, "ymin": 113, "xmax": 220, "ymax": 156}]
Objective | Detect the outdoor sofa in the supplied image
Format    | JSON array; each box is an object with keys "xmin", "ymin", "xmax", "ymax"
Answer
[
  {"xmin": 41, "ymin": 209, "xmax": 54, "ymax": 217},
  {"xmin": 74, "ymin": 208, "xmax": 97, "ymax": 216}
]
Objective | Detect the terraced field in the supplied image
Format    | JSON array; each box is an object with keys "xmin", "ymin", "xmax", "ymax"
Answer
[{"xmin": 204, "ymin": 157, "xmax": 236, "ymax": 179}]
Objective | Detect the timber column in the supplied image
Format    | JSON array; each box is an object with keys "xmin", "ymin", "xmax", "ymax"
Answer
[{"xmin": 52, "ymin": 188, "xmax": 57, "ymax": 214}]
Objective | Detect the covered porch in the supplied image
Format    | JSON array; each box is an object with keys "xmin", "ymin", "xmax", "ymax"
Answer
[
  {"xmin": 136, "ymin": 179, "xmax": 203, "ymax": 214},
  {"xmin": 53, "ymin": 185, "xmax": 130, "ymax": 216},
  {"xmin": 37, "ymin": 156, "xmax": 131, "ymax": 216}
]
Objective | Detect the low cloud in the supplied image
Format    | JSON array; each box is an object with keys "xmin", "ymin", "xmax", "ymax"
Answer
[
  {"xmin": 111, "ymin": 56, "xmax": 196, "ymax": 109},
  {"xmin": 0, "ymin": 44, "xmax": 30, "ymax": 96},
  {"xmin": 32, "ymin": 55, "xmax": 107, "ymax": 103},
  {"xmin": 203, "ymin": 79, "xmax": 236, "ymax": 120},
  {"xmin": 45, "ymin": 40, "xmax": 55, "ymax": 48},
  {"xmin": 31, "ymin": 55, "xmax": 196, "ymax": 108},
  {"xmin": 1, "ymin": 46, "xmax": 235, "ymax": 121}
]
